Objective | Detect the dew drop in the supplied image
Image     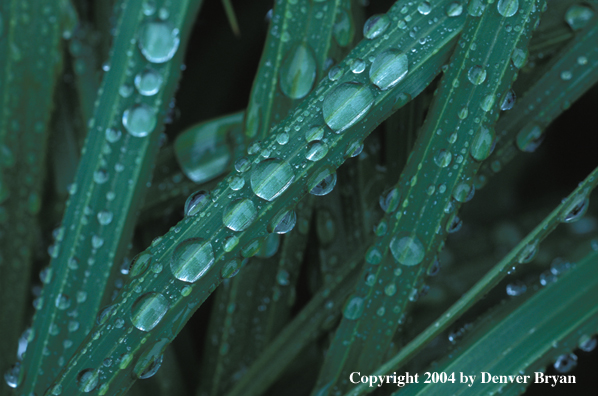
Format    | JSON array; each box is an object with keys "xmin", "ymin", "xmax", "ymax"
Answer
[
  {"xmin": 250, "ymin": 159, "xmax": 295, "ymax": 201},
  {"xmin": 170, "ymin": 238, "xmax": 215, "ymax": 283},
  {"xmin": 123, "ymin": 103, "xmax": 157, "ymax": 137},
  {"xmin": 369, "ymin": 49, "xmax": 409, "ymax": 91},
  {"xmin": 363, "ymin": 14, "xmax": 390, "ymax": 39},
  {"xmin": 517, "ymin": 242, "xmax": 537, "ymax": 264},
  {"xmin": 105, "ymin": 128, "xmax": 122, "ymax": 143},
  {"xmin": 97, "ymin": 210, "xmax": 113, "ymax": 225},
  {"xmin": 560, "ymin": 195, "xmax": 589, "ymax": 223},
  {"xmin": 497, "ymin": 0, "xmax": 518, "ymax": 17},
  {"xmin": 223, "ymin": 198, "xmax": 257, "ymax": 231},
  {"xmin": 94, "ymin": 169, "xmax": 109, "ymax": 184},
  {"xmin": 511, "ymin": 48, "xmax": 528, "ymax": 69},
  {"xmin": 554, "ymin": 353, "xmax": 578, "ymax": 373},
  {"xmin": 77, "ymin": 369, "xmax": 99, "ymax": 392},
  {"xmin": 130, "ymin": 292, "xmax": 169, "ymax": 332},
  {"xmin": 221, "ymin": 259, "xmax": 240, "ymax": 279},
  {"xmin": 333, "ymin": 8, "xmax": 354, "ymax": 46},
  {"xmin": 276, "ymin": 132, "xmax": 289, "ymax": 145},
  {"xmin": 506, "ymin": 280, "xmax": 527, "ymax": 296},
  {"xmin": 468, "ymin": 0, "xmax": 485, "ymax": 16},
  {"xmin": 480, "ymin": 94, "xmax": 495, "ymax": 112},
  {"xmin": 434, "ymin": 149, "xmax": 452, "ymax": 168},
  {"xmin": 579, "ymin": 336, "xmax": 597, "ymax": 352},
  {"xmin": 390, "ymin": 235, "xmax": 425, "ymax": 266},
  {"xmin": 306, "ymin": 125, "xmax": 325, "ymax": 142},
  {"xmin": 134, "ymin": 67, "xmax": 163, "ymax": 96},
  {"xmin": 228, "ymin": 175, "xmax": 245, "ymax": 191},
  {"xmin": 565, "ymin": 5, "xmax": 594, "ymax": 31},
  {"xmin": 500, "ymin": 90, "xmax": 516, "ymax": 111},
  {"xmin": 470, "ymin": 126, "xmax": 495, "ymax": 161},
  {"xmin": 55, "ymin": 294, "xmax": 71, "ymax": 310},
  {"xmin": 343, "ymin": 295, "xmax": 364, "ymax": 320},
  {"xmin": 452, "ymin": 183, "xmax": 474, "ymax": 203},
  {"xmin": 345, "ymin": 141, "xmax": 364, "ymax": 158},
  {"xmin": 270, "ymin": 210, "xmax": 297, "ymax": 234},
  {"xmin": 417, "ymin": 2, "xmax": 431, "ymax": 15},
  {"xmin": 467, "ymin": 65, "xmax": 486, "ymax": 85},
  {"xmin": 235, "ymin": 157, "xmax": 251, "ymax": 173},
  {"xmin": 138, "ymin": 21, "xmax": 180, "ymax": 63},
  {"xmin": 327, "ymin": 66, "xmax": 343, "ymax": 81},
  {"xmin": 184, "ymin": 190, "xmax": 210, "ymax": 217},
  {"xmin": 134, "ymin": 339, "xmax": 168, "ymax": 379},
  {"xmin": 279, "ymin": 43, "xmax": 317, "ymax": 99},
  {"xmin": 516, "ymin": 124, "xmax": 544, "ymax": 152},
  {"xmin": 309, "ymin": 170, "xmax": 337, "ymax": 196},
  {"xmin": 379, "ymin": 187, "xmax": 400, "ymax": 213},
  {"xmin": 365, "ymin": 246, "xmax": 382, "ymax": 264},
  {"xmin": 446, "ymin": 2, "xmax": 463, "ymax": 16},
  {"xmin": 322, "ymin": 83, "xmax": 374, "ymax": 133},
  {"xmin": 305, "ymin": 141, "xmax": 329, "ymax": 162}
]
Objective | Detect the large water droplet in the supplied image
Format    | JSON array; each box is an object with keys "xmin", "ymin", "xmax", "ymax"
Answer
[
  {"xmin": 184, "ymin": 190, "xmax": 210, "ymax": 217},
  {"xmin": 223, "ymin": 199, "xmax": 257, "ymax": 231},
  {"xmin": 565, "ymin": 5, "xmax": 594, "ymax": 31},
  {"xmin": 270, "ymin": 210, "xmax": 297, "ymax": 234},
  {"xmin": 279, "ymin": 43, "xmax": 317, "ymax": 99},
  {"xmin": 497, "ymin": 0, "xmax": 518, "ymax": 17},
  {"xmin": 418, "ymin": 2, "xmax": 431, "ymax": 15},
  {"xmin": 250, "ymin": 159, "xmax": 295, "ymax": 201},
  {"xmin": 305, "ymin": 141, "xmax": 329, "ymax": 162},
  {"xmin": 363, "ymin": 14, "xmax": 390, "ymax": 39},
  {"xmin": 77, "ymin": 369, "xmax": 99, "ymax": 392},
  {"xmin": 134, "ymin": 67, "xmax": 163, "ymax": 96},
  {"xmin": 467, "ymin": 65, "xmax": 486, "ymax": 85},
  {"xmin": 470, "ymin": 126, "xmax": 495, "ymax": 161},
  {"xmin": 322, "ymin": 83, "xmax": 374, "ymax": 133},
  {"xmin": 131, "ymin": 292, "xmax": 169, "ymax": 331},
  {"xmin": 138, "ymin": 21, "xmax": 180, "ymax": 63},
  {"xmin": 369, "ymin": 49, "xmax": 408, "ymax": 91},
  {"xmin": 390, "ymin": 235, "xmax": 425, "ymax": 266},
  {"xmin": 468, "ymin": 0, "xmax": 485, "ymax": 16},
  {"xmin": 123, "ymin": 104, "xmax": 157, "ymax": 137},
  {"xmin": 170, "ymin": 238, "xmax": 215, "ymax": 282},
  {"xmin": 309, "ymin": 170, "xmax": 337, "ymax": 196},
  {"xmin": 343, "ymin": 295, "xmax": 364, "ymax": 319}
]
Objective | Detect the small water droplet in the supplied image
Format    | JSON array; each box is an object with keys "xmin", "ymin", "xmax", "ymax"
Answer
[
  {"xmin": 369, "ymin": 49, "xmax": 409, "ymax": 91},
  {"xmin": 271, "ymin": 210, "xmax": 297, "ymax": 234},
  {"xmin": 170, "ymin": 238, "xmax": 215, "ymax": 283},
  {"xmin": 343, "ymin": 295, "xmax": 364, "ymax": 319},
  {"xmin": 276, "ymin": 132, "xmax": 289, "ymax": 145},
  {"xmin": 97, "ymin": 210, "xmax": 113, "ymax": 225},
  {"xmin": 506, "ymin": 280, "xmax": 527, "ymax": 296},
  {"xmin": 184, "ymin": 190, "xmax": 210, "ymax": 217},
  {"xmin": 309, "ymin": 170, "xmax": 337, "ymax": 196},
  {"xmin": 554, "ymin": 353, "xmax": 577, "ymax": 373},
  {"xmin": 228, "ymin": 175, "xmax": 245, "ymax": 191},
  {"xmin": 470, "ymin": 126, "xmax": 495, "ymax": 161},
  {"xmin": 452, "ymin": 183, "xmax": 474, "ymax": 203},
  {"xmin": 500, "ymin": 90, "xmax": 516, "ymax": 111},
  {"xmin": 363, "ymin": 14, "xmax": 390, "ymax": 39},
  {"xmin": 77, "ymin": 369, "xmax": 99, "ymax": 392},
  {"xmin": 221, "ymin": 259, "xmax": 241, "ymax": 279},
  {"xmin": 446, "ymin": 2, "xmax": 463, "ymax": 16},
  {"xmin": 434, "ymin": 149, "xmax": 452, "ymax": 168},
  {"xmin": 306, "ymin": 126, "xmax": 326, "ymax": 142},
  {"xmin": 235, "ymin": 157, "xmax": 251, "ymax": 173},
  {"xmin": 418, "ymin": 2, "xmax": 431, "ymax": 15},
  {"xmin": 379, "ymin": 187, "xmax": 400, "ymax": 213},
  {"xmin": 518, "ymin": 242, "xmax": 538, "ymax": 264},
  {"xmin": 328, "ymin": 66, "xmax": 343, "ymax": 82},
  {"xmin": 390, "ymin": 235, "xmax": 425, "ymax": 266},
  {"xmin": 365, "ymin": 246, "xmax": 382, "ymax": 264},
  {"xmin": 497, "ymin": 0, "xmax": 518, "ymax": 17},
  {"xmin": 579, "ymin": 336, "xmax": 597, "ymax": 352},
  {"xmin": 333, "ymin": 8, "xmax": 354, "ymax": 47},
  {"xmin": 305, "ymin": 141, "xmax": 329, "ymax": 162},
  {"xmin": 138, "ymin": 21, "xmax": 180, "ymax": 63},
  {"xmin": 130, "ymin": 252, "xmax": 152, "ymax": 277},
  {"xmin": 511, "ymin": 48, "xmax": 528, "ymax": 68},
  {"xmin": 279, "ymin": 43, "xmax": 317, "ymax": 99},
  {"xmin": 105, "ymin": 128, "xmax": 122, "ymax": 143},
  {"xmin": 516, "ymin": 124, "xmax": 544, "ymax": 152},
  {"xmin": 134, "ymin": 67, "xmax": 163, "ymax": 96},
  {"xmin": 561, "ymin": 195, "xmax": 589, "ymax": 223},
  {"xmin": 55, "ymin": 294, "xmax": 71, "ymax": 310},
  {"xmin": 468, "ymin": 0, "xmax": 485, "ymax": 16},
  {"xmin": 467, "ymin": 65, "xmax": 486, "ymax": 85}
]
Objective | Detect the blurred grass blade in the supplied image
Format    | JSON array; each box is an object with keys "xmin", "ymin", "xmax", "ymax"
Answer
[
  {"xmin": 394, "ymin": 248, "xmax": 598, "ymax": 396},
  {"xmin": 477, "ymin": 18, "xmax": 598, "ymax": 188},
  {"xmin": 346, "ymin": 165, "xmax": 598, "ymax": 396},
  {"xmin": 43, "ymin": 0, "xmax": 468, "ymax": 391},
  {"xmin": 221, "ymin": 0, "xmax": 240, "ymax": 37},
  {"xmin": 312, "ymin": 2, "xmax": 544, "ymax": 394},
  {"xmin": 0, "ymin": 0, "xmax": 64, "ymax": 384},
  {"xmin": 18, "ymin": 0, "xmax": 205, "ymax": 394}
]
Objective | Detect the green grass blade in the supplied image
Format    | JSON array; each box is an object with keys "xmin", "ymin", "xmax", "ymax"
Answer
[
  {"xmin": 0, "ymin": 0, "xmax": 64, "ymax": 384},
  {"xmin": 345, "ymin": 165, "xmax": 598, "ymax": 396},
  {"xmin": 393, "ymin": 248, "xmax": 598, "ymax": 396},
  {"xmin": 477, "ymin": 18, "xmax": 598, "ymax": 188},
  {"xmin": 221, "ymin": 0, "xmax": 240, "ymax": 37},
  {"xmin": 18, "ymin": 1, "xmax": 204, "ymax": 394},
  {"xmin": 312, "ymin": 2, "xmax": 544, "ymax": 394},
  {"xmin": 42, "ymin": 0, "xmax": 466, "ymax": 392}
]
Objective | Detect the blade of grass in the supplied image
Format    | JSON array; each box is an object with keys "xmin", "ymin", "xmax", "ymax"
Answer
[
  {"xmin": 44, "ymin": 0, "xmax": 467, "ymax": 392},
  {"xmin": 393, "ymin": 248, "xmax": 598, "ymax": 396},
  {"xmin": 18, "ymin": 1, "xmax": 205, "ymax": 394},
  {"xmin": 221, "ymin": 0, "xmax": 240, "ymax": 37},
  {"xmin": 0, "ymin": 0, "xmax": 64, "ymax": 384},
  {"xmin": 477, "ymin": 18, "xmax": 598, "ymax": 188},
  {"xmin": 312, "ymin": 2, "xmax": 544, "ymax": 394},
  {"xmin": 345, "ymin": 165, "xmax": 598, "ymax": 396}
]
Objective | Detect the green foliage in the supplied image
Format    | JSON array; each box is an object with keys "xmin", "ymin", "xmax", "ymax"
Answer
[{"xmin": 1, "ymin": 0, "xmax": 597, "ymax": 396}]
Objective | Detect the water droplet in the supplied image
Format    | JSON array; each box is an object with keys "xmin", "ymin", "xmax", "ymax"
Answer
[
  {"xmin": 322, "ymin": 83, "xmax": 374, "ymax": 133},
  {"xmin": 467, "ymin": 65, "xmax": 486, "ymax": 85},
  {"xmin": 235, "ymin": 157, "xmax": 251, "ymax": 173},
  {"xmin": 350, "ymin": 58, "xmax": 366, "ymax": 74},
  {"xmin": 143, "ymin": 0, "xmax": 156, "ymax": 16},
  {"xmin": 446, "ymin": 2, "xmax": 463, "ymax": 16},
  {"xmin": 279, "ymin": 43, "xmax": 317, "ymax": 99},
  {"xmin": 579, "ymin": 336, "xmax": 597, "ymax": 352},
  {"xmin": 250, "ymin": 159, "xmax": 295, "ymax": 201},
  {"xmin": 565, "ymin": 5, "xmax": 594, "ymax": 31},
  {"xmin": 170, "ymin": 238, "xmax": 215, "ymax": 283},
  {"xmin": 497, "ymin": 0, "xmax": 518, "ymax": 17},
  {"xmin": 511, "ymin": 48, "xmax": 528, "ymax": 68},
  {"xmin": 369, "ymin": 49, "xmax": 409, "ymax": 91},
  {"xmin": 333, "ymin": 8, "xmax": 354, "ymax": 47},
  {"xmin": 309, "ymin": 170, "xmax": 337, "ymax": 196},
  {"xmin": 305, "ymin": 141, "xmax": 329, "ymax": 162},
  {"xmin": 138, "ymin": 21, "xmax": 180, "ymax": 63},
  {"xmin": 276, "ymin": 132, "xmax": 289, "ymax": 145},
  {"xmin": 470, "ymin": 126, "xmax": 495, "ymax": 161},
  {"xmin": 480, "ymin": 94, "xmax": 495, "ymax": 112},
  {"xmin": 221, "ymin": 259, "xmax": 240, "ymax": 279},
  {"xmin": 184, "ymin": 190, "xmax": 210, "ymax": 217},
  {"xmin": 270, "ymin": 210, "xmax": 297, "ymax": 234},
  {"xmin": 390, "ymin": 235, "xmax": 425, "ymax": 266},
  {"xmin": 363, "ymin": 14, "xmax": 390, "ymax": 39},
  {"xmin": 55, "ymin": 294, "xmax": 71, "ymax": 310},
  {"xmin": 458, "ymin": 107, "xmax": 469, "ymax": 119},
  {"xmin": 228, "ymin": 175, "xmax": 245, "ymax": 191},
  {"xmin": 256, "ymin": 233, "xmax": 280, "ymax": 258},
  {"xmin": 77, "ymin": 369, "xmax": 99, "ymax": 392},
  {"xmin": 4, "ymin": 363, "xmax": 20, "ymax": 388},
  {"xmin": 506, "ymin": 280, "xmax": 526, "ymax": 296},
  {"xmin": 223, "ymin": 198, "xmax": 257, "ymax": 231},
  {"xmin": 418, "ymin": 2, "xmax": 431, "ymax": 15},
  {"xmin": 134, "ymin": 67, "xmax": 163, "ymax": 96},
  {"xmin": 97, "ymin": 210, "xmax": 113, "ymax": 225},
  {"xmin": 468, "ymin": 0, "xmax": 485, "ymax": 16},
  {"xmin": 92, "ymin": 235, "xmax": 104, "ymax": 249},
  {"xmin": 328, "ymin": 66, "xmax": 343, "ymax": 81},
  {"xmin": 516, "ymin": 124, "xmax": 544, "ymax": 152},
  {"xmin": 446, "ymin": 214, "xmax": 462, "ymax": 233},
  {"xmin": 365, "ymin": 246, "xmax": 382, "ymax": 264},
  {"xmin": 379, "ymin": 187, "xmax": 400, "ymax": 213},
  {"xmin": 94, "ymin": 169, "xmax": 108, "ymax": 184},
  {"xmin": 452, "ymin": 183, "xmax": 474, "ymax": 203},
  {"xmin": 51, "ymin": 384, "xmax": 63, "ymax": 395},
  {"xmin": 134, "ymin": 339, "xmax": 168, "ymax": 379},
  {"xmin": 123, "ymin": 103, "xmax": 157, "ymax": 137},
  {"xmin": 517, "ymin": 242, "xmax": 537, "ymax": 264},
  {"xmin": 500, "ymin": 90, "xmax": 516, "ymax": 111},
  {"xmin": 105, "ymin": 128, "xmax": 122, "ymax": 143},
  {"xmin": 427, "ymin": 258, "xmax": 440, "ymax": 276},
  {"xmin": 554, "ymin": 353, "xmax": 577, "ymax": 373},
  {"xmin": 343, "ymin": 295, "xmax": 364, "ymax": 319},
  {"xmin": 130, "ymin": 292, "xmax": 169, "ymax": 332},
  {"xmin": 223, "ymin": 236, "xmax": 239, "ymax": 252},
  {"xmin": 130, "ymin": 252, "xmax": 152, "ymax": 277},
  {"xmin": 119, "ymin": 84, "xmax": 134, "ymax": 98},
  {"xmin": 561, "ymin": 195, "xmax": 589, "ymax": 223},
  {"xmin": 434, "ymin": 149, "xmax": 452, "ymax": 168}
]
